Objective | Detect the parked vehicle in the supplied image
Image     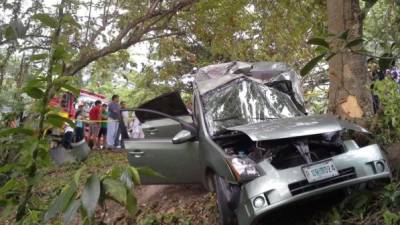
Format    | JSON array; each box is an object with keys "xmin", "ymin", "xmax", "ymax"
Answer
[
  {"xmin": 49, "ymin": 89, "xmax": 107, "ymax": 138},
  {"xmin": 120, "ymin": 62, "xmax": 391, "ymax": 225}
]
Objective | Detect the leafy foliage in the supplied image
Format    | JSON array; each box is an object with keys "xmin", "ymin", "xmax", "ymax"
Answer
[
  {"xmin": 301, "ymin": 0, "xmax": 400, "ymax": 76},
  {"xmin": 148, "ymin": 0, "xmax": 327, "ymax": 87},
  {"xmin": 372, "ymin": 78, "xmax": 400, "ymax": 143},
  {"xmin": 43, "ymin": 164, "xmax": 145, "ymax": 223},
  {"xmin": 313, "ymin": 179, "xmax": 400, "ymax": 225},
  {"xmin": 0, "ymin": 0, "xmax": 175, "ymax": 224}
]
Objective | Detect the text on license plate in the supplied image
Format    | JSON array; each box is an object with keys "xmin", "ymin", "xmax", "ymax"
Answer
[{"xmin": 302, "ymin": 160, "xmax": 339, "ymax": 183}]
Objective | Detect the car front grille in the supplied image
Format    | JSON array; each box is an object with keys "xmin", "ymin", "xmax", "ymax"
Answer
[{"xmin": 288, "ymin": 167, "xmax": 356, "ymax": 196}]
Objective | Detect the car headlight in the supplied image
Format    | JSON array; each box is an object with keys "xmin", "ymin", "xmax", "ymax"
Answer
[
  {"xmin": 227, "ymin": 157, "xmax": 261, "ymax": 182},
  {"xmin": 253, "ymin": 196, "xmax": 266, "ymax": 208}
]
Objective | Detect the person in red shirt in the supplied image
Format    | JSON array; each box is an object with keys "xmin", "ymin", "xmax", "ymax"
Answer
[{"xmin": 88, "ymin": 100, "xmax": 102, "ymax": 149}]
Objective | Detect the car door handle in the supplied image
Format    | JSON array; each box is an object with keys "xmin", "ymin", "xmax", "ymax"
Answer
[
  {"xmin": 146, "ymin": 127, "xmax": 158, "ymax": 135},
  {"xmin": 130, "ymin": 150, "xmax": 144, "ymax": 158}
]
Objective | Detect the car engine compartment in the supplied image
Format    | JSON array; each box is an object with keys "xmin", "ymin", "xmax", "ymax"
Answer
[{"xmin": 217, "ymin": 131, "xmax": 348, "ymax": 170}]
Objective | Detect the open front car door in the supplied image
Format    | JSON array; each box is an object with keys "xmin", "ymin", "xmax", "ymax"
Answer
[{"xmin": 122, "ymin": 92, "xmax": 201, "ymax": 184}]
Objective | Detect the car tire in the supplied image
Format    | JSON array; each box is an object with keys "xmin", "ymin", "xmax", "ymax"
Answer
[{"xmin": 213, "ymin": 174, "xmax": 238, "ymax": 225}]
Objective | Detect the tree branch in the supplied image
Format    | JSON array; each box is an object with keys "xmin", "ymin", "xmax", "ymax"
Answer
[
  {"xmin": 65, "ymin": 0, "xmax": 197, "ymax": 76},
  {"xmin": 140, "ymin": 32, "xmax": 184, "ymax": 42},
  {"xmin": 19, "ymin": 46, "xmax": 51, "ymax": 51}
]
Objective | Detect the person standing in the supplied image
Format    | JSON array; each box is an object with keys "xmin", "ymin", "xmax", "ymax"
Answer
[
  {"xmin": 130, "ymin": 113, "xmax": 145, "ymax": 139},
  {"xmin": 98, "ymin": 104, "xmax": 108, "ymax": 149},
  {"xmin": 106, "ymin": 95, "xmax": 120, "ymax": 149},
  {"xmin": 120, "ymin": 101, "xmax": 130, "ymax": 128},
  {"xmin": 74, "ymin": 104, "xmax": 85, "ymax": 142},
  {"xmin": 88, "ymin": 100, "xmax": 102, "ymax": 149},
  {"xmin": 114, "ymin": 101, "xmax": 129, "ymax": 147}
]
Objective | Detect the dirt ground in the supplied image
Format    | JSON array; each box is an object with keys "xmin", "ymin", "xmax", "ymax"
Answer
[
  {"xmin": 109, "ymin": 184, "xmax": 345, "ymax": 225},
  {"xmin": 135, "ymin": 185, "xmax": 219, "ymax": 225},
  {"xmin": 78, "ymin": 150, "xmax": 219, "ymax": 225},
  {"xmin": 95, "ymin": 151, "xmax": 344, "ymax": 225},
  {"xmin": 98, "ymin": 184, "xmax": 218, "ymax": 225}
]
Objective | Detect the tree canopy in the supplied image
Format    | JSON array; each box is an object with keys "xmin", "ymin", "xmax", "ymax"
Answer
[{"xmin": 0, "ymin": 0, "xmax": 400, "ymax": 223}]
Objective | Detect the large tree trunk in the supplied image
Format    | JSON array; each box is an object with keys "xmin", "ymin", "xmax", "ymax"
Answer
[{"xmin": 327, "ymin": 0, "xmax": 373, "ymax": 118}]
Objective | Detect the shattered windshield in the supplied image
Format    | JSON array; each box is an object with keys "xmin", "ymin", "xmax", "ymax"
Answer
[{"xmin": 202, "ymin": 78, "xmax": 304, "ymax": 136}]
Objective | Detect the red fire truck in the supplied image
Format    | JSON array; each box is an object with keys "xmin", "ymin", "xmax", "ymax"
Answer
[
  {"xmin": 49, "ymin": 89, "xmax": 107, "ymax": 141},
  {"xmin": 49, "ymin": 89, "xmax": 107, "ymax": 118}
]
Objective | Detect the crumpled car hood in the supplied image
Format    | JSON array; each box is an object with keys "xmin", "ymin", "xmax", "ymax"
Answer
[{"xmin": 227, "ymin": 115, "xmax": 368, "ymax": 141}]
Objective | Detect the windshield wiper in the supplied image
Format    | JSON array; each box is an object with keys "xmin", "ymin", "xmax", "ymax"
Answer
[
  {"xmin": 212, "ymin": 129, "xmax": 242, "ymax": 139},
  {"xmin": 214, "ymin": 116, "xmax": 243, "ymax": 122},
  {"xmin": 214, "ymin": 116, "xmax": 277, "ymax": 122},
  {"xmin": 253, "ymin": 117, "xmax": 277, "ymax": 121}
]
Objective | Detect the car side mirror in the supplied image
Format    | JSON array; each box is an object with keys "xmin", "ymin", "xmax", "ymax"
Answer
[{"xmin": 172, "ymin": 130, "xmax": 195, "ymax": 144}]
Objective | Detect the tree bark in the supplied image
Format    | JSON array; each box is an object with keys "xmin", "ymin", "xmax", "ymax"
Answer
[{"xmin": 327, "ymin": 0, "xmax": 373, "ymax": 118}]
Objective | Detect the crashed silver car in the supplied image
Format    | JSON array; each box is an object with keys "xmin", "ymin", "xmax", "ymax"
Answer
[{"xmin": 122, "ymin": 62, "xmax": 391, "ymax": 225}]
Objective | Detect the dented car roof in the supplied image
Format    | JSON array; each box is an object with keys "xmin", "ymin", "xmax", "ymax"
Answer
[{"xmin": 193, "ymin": 61, "xmax": 304, "ymax": 106}]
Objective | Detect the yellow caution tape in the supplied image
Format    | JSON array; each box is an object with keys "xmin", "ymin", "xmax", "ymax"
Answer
[{"xmin": 74, "ymin": 119, "xmax": 117, "ymax": 123}]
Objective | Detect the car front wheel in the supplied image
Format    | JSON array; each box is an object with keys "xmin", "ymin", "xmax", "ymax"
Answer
[{"xmin": 214, "ymin": 174, "xmax": 238, "ymax": 225}]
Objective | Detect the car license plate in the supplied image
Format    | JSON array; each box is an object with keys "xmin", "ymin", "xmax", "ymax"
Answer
[{"xmin": 302, "ymin": 160, "xmax": 339, "ymax": 183}]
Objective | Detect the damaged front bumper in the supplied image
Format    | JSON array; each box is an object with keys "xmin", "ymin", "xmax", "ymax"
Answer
[{"xmin": 236, "ymin": 144, "xmax": 391, "ymax": 225}]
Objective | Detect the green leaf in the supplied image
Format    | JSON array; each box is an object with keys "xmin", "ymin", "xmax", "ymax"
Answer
[
  {"xmin": 338, "ymin": 29, "xmax": 350, "ymax": 40},
  {"xmin": 315, "ymin": 46, "xmax": 327, "ymax": 54},
  {"xmin": 22, "ymin": 138, "xmax": 39, "ymax": 158},
  {"xmin": 63, "ymin": 199, "xmax": 81, "ymax": 225},
  {"xmin": 46, "ymin": 118, "xmax": 64, "ymax": 128},
  {"xmin": 0, "ymin": 128, "xmax": 34, "ymax": 137},
  {"xmin": 44, "ymin": 182, "xmax": 77, "ymax": 222},
  {"xmin": 379, "ymin": 53, "xmax": 395, "ymax": 70},
  {"xmin": 0, "ymin": 178, "xmax": 17, "ymax": 196},
  {"xmin": 345, "ymin": 38, "xmax": 364, "ymax": 48},
  {"xmin": 23, "ymin": 86, "xmax": 44, "ymax": 99},
  {"xmin": 81, "ymin": 175, "xmax": 100, "ymax": 218},
  {"xmin": 4, "ymin": 25, "xmax": 16, "ymax": 40},
  {"xmin": 31, "ymin": 53, "xmax": 49, "ymax": 61},
  {"xmin": 126, "ymin": 189, "xmax": 138, "ymax": 215},
  {"xmin": 26, "ymin": 77, "xmax": 46, "ymax": 87},
  {"xmin": 383, "ymin": 210, "xmax": 400, "ymax": 225},
  {"xmin": 73, "ymin": 165, "xmax": 86, "ymax": 185},
  {"xmin": 300, "ymin": 53, "xmax": 327, "ymax": 76},
  {"xmin": 108, "ymin": 166, "xmax": 123, "ymax": 179},
  {"xmin": 62, "ymin": 14, "xmax": 81, "ymax": 29},
  {"xmin": 102, "ymin": 178, "xmax": 127, "ymax": 205},
  {"xmin": 0, "ymin": 164, "xmax": 15, "ymax": 173},
  {"xmin": 137, "ymin": 167, "xmax": 164, "ymax": 178},
  {"xmin": 53, "ymin": 76, "xmax": 74, "ymax": 83},
  {"xmin": 60, "ymin": 84, "xmax": 80, "ymax": 96},
  {"xmin": 32, "ymin": 13, "xmax": 58, "ymax": 28},
  {"xmin": 46, "ymin": 114, "xmax": 75, "ymax": 128},
  {"xmin": 307, "ymin": 38, "xmax": 329, "ymax": 48},
  {"xmin": 128, "ymin": 167, "xmax": 141, "ymax": 185},
  {"xmin": 53, "ymin": 46, "xmax": 67, "ymax": 60}
]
